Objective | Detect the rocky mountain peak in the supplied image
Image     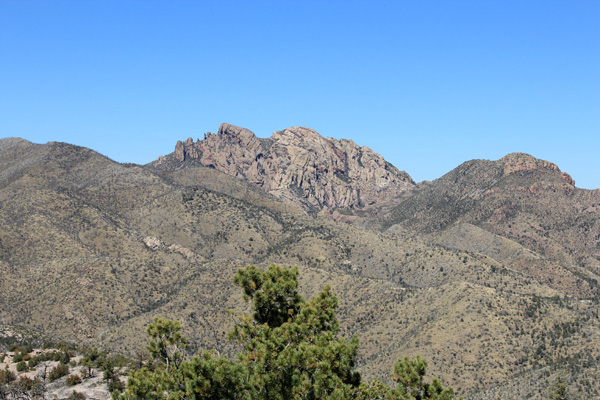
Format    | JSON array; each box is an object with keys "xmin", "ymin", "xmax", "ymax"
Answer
[
  {"xmin": 217, "ymin": 122, "xmax": 259, "ymax": 143},
  {"xmin": 151, "ymin": 123, "xmax": 415, "ymax": 212},
  {"xmin": 273, "ymin": 126, "xmax": 328, "ymax": 143},
  {"xmin": 500, "ymin": 152, "xmax": 575, "ymax": 185}
]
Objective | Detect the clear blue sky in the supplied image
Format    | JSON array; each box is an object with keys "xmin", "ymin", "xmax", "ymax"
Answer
[{"xmin": 1, "ymin": 0, "xmax": 598, "ymax": 188}]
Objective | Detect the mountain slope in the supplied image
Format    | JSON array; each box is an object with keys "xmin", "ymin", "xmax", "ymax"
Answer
[
  {"xmin": 370, "ymin": 152, "xmax": 600, "ymax": 299},
  {"xmin": 1, "ymin": 137, "xmax": 599, "ymax": 398}
]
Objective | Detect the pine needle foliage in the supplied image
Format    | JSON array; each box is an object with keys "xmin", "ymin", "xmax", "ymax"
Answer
[{"xmin": 118, "ymin": 264, "xmax": 461, "ymax": 400}]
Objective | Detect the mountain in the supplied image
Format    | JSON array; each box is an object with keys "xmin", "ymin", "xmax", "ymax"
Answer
[
  {"xmin": 367, "ymin": 152, "xmax": 600, "ymax": 299},
  {"xmin": 148, "ymin": 123, "xmax": 415, "ymax": 216},
  {"xmin": 1, "ymin": 130, "xmax": 600, "ymax": 399}
]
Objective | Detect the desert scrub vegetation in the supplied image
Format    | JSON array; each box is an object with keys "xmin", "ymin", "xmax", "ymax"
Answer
[
  {"xmin": 0, "ymin": 341, "xmax": 129, "ymax": 400},
  {"xmin": 66, "ymin": 373, "xmax": 82, "ymax": 386},
  {"xmin": 0, "ymin": 369, "xmax": 16, "ymax": 385},
  {"xmin": 48, "ymin": 362, "xmax": 69, "ymax": 381},
  {"xmin": 15, "ymin": 361, "xmax": 27, "ymax": 372},
  {"xmin": 115, "ymin": 264, "xmax": 462, "ymax": 400}
]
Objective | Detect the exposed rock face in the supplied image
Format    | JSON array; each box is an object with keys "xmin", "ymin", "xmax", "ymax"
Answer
[
  {"xmin": 152, "ymin": 123, "xmax": 415, "ymax": 211},
  {"xmin": 500, "ymin": 153, "xmax": 575, "ymax": 185}
]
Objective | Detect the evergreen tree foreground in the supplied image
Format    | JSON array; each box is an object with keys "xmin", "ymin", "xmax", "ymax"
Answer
[{"xmin": 118, "ymin": 264, "xmax": 462, "ymax": 400}]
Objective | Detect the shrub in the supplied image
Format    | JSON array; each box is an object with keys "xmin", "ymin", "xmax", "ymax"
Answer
[
  {"xmin": 20, "ymin": 345, "xmax": 33, "ymax": 354},
  {"xmin": 108, "ymin": 376, "xmax": 124, "ymax": 393},
  {"xmin": 12, "ymin": 352, "xmax": 23, "ymax": 363},
  {"xmin": 16, "ymin": 361, "xmax": 28, "ymax": 372},
  {"xmin": 17, "ymin": 375, "xmax": 35, "ymax": 391},
  {"xmin": 0, "ymin": 368, "xmax": 16, "ymax": 384},
  {"xmin": 57, "ymin": 341, "xmax": 73, "ymax": 353},
  {"xmin": 68, "ymin": 391, "xmax": 86, "ymax": 400},
  {"xmin": 29, "ymin": 351, "xmax": 63, "ymax": 363},
  {"xmin": 28, "ymin": 358, "xmax": 38, "ymax": 368},
  {"xmin": 60, "ymin": 351, "xmax": 71, "ymax": 365},
  {"xmin": 66, "ymin": 374, "xmax": 82, "ymax": 386},
  {"xmin": 48, "ymin": 363, "xmax": 69, "ymax": 381}
]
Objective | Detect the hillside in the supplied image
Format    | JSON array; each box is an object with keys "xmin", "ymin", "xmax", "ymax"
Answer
[
  {"xmin": 367, "ymin": 153, "xmax": 600, "ymax": 299},
  {"xmin": 1, "ymin": 133, "xmax": 599, "ymax": 399}
]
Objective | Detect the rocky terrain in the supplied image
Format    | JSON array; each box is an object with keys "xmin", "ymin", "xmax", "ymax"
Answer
[
  {"xmin": 0, "ymin": 348, "xmax": 112, "ymax": 399},
  {"xmin": 1, "ymin": 126, "xmax": 600, "ymax": 399},
  {"xmin": 0, "ymin": 326, "xmax": 116, "ymax": 400},
  {"xmin": 149, "ymin": 123, "xmax": 415, "ymax": 215}
]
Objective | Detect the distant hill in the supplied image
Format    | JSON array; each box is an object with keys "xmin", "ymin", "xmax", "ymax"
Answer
[
  {"xmin": 366, "ymin": 152, "xmax": 600, "ymax": 298},
  {"xmin": 1, "ymin": 129, "xmax": 599, "ymax": 399}
]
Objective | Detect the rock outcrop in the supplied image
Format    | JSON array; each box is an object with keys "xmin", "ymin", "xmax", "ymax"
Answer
[
  {"xmin": 500, "ymin": 153, "xmax": 575, "ymax": 186},
  {"xmin": 151, "ymin": 123, "xmax": 415, "ymax": 212}
]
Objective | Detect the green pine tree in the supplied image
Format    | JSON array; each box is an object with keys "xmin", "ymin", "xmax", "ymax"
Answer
[{"xmin": 118, "ymin": 264, "xmax": 462, "ymax": 400}]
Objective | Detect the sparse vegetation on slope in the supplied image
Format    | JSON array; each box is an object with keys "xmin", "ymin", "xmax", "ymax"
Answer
[
  {"xmin": 1, "ymin": 135, "xmax": 600, "ymax": 399},
  {"xmin": 0, "ymin": 340, "xmax": 127, "ymax": 400}
]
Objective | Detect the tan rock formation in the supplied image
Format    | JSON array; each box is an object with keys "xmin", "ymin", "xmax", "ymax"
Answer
[
  {"xmin": 154, "ymin": 123, "xmax": 415, "ymax": 211},
  {"xmin": 500, "ymin": 153, "xmax": 575, "ymax": 186}
]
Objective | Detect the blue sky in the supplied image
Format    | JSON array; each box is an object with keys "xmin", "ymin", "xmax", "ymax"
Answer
[{"xmin": 1, "ymin": 0, "xmax": 598, "ymax": 188}]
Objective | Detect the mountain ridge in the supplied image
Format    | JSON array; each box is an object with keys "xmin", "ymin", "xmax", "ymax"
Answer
[
  {"xmin": 149, "ymin": 123, "xmax": 415, "ymax": 214},
  {"xmin": 2, "ymin": 128, "xmax": 600, "ymax": 398}
]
